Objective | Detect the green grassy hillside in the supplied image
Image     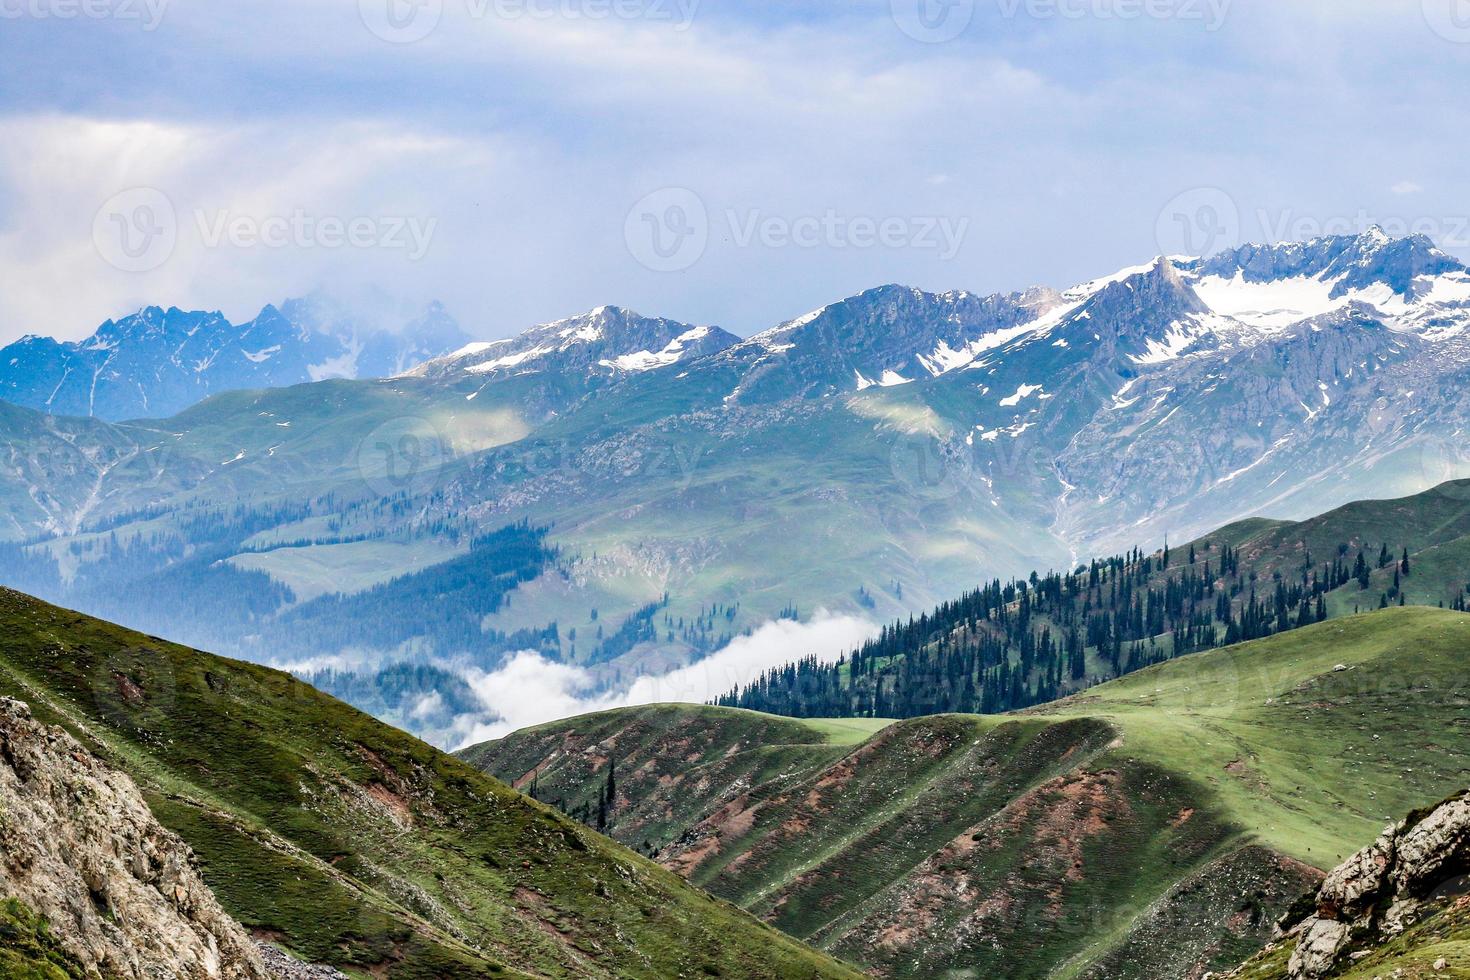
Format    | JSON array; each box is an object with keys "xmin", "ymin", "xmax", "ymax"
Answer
[
  {"xmin": 719, "ymin": 480, "xmax": 1470, "ymax": 723},
  {"xmin": 466, "ymin": 608, "xmax": 1470, "ymax": 979},
  {"xmin": 0, "ymin": 588, "xmax": 862, "ymax": 980}
]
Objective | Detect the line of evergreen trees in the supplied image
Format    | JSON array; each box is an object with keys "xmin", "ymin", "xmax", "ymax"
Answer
[{"xmin": 715, "ymin": 537, "xmax": 1440, "ymax": 720}]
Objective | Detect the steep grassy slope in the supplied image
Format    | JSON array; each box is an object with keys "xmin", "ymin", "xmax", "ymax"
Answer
[
  {"xmin": 1214, "ymin": 480, "xmax": 1470, "ymax": 609},
  {"xmin": 467, "ymin": 608, "xmax": 1470, "ymax": 979},
  {"xmin": 460, "ymin": 705, "xmax": 879, "ymax": 851},
  {"xmin": 0, "ymin": 588, "xmax": 862, "ymax": 980}
]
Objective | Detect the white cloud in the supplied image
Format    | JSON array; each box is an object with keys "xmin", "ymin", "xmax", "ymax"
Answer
[
  {"xmin": 0, "ymin": 114, "xmax": 517, "ymax": 340},
  {"xmin": 1391, "ymin": 181, "xmax": 1424, "ymax": 195},
  {"xmin": 620, "ymin": 612, "xmax": 879, "ymax": 707},
  {"xmin": 5, "ymin": 1, "xmax": 1470, "ymax": 347},
  {"xmin": 450, "ymin": 611, "xmax": 877, "ymax": 748}
]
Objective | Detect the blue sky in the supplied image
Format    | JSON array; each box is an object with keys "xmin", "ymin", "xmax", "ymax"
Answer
[{"xmin": 1, "ymin": 0, "xmax": 1468, "ymax": 343}]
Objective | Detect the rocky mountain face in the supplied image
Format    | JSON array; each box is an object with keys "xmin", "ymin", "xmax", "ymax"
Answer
[
  {"xmin": 702, "ymin": 284, "xmax": 1057, "ymax": 405},
  {"xmin": 408, "ymin": 305, "xmax": 739, "ymax": 383},
  {"xmin": 1231, "ymin": 787, "xmax": 1470, "ymax": 979},
  {"xmin": 0, "ymin": 697, "xmax": 270, "ymax": 979},
  {"xmin": 0, "ymin": 297, "xmax": 471, "ymax": 420}
]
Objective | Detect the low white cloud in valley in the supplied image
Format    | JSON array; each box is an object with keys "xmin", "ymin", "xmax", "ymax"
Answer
[{"xmin": 448, "ymin": 611, "xmax": 878, "ymax": 749}]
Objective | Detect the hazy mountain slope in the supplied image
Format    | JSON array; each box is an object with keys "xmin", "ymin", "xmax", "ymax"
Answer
[
  {"xmin": 4, "ymin": 232, "xmax": 1470, "ymax": 744},
  {"xmin": 465, "ymin": 608, "xmax": 1470, "ymax": 979},
  {"xmin": 0, "ymin": 299, "xmax": 470, "ymax": 422},
  {"xmin": 0, "ymin": 588, "xmax": 862, "ymax": 980}
]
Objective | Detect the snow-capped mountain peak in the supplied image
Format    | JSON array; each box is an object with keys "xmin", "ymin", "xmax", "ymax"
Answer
[
  {"xmin": 0, "ymin": 300, "xmax": 471, "ymax": 420},
  {"xmin": 408, "ymin": 306, "xmax": 739, "ymax": 381}
]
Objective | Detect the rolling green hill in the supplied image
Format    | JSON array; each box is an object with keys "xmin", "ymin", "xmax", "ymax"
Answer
[
  {"xmin": 465, "ymin": 607, "xmax": 1470, "ymax": 979},
  {"xmin": 0, "ymin": 587, "xmax": 862, "ymax": 980},
  {"xmin": 718, "ymin": 479, "xmax": 1470, "ymax": 721}
]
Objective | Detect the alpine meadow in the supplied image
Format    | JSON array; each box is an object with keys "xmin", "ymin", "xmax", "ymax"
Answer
[{"xmin": 4, "ymin": 3, "xmax": 1470, "ymax": 979}]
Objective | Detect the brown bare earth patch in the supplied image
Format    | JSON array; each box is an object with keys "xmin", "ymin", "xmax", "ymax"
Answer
[
  {"xmin": 839, "ymin": 770, "xmax": 1130, "ymax": 964},
  {"xmin": 662, "ymin": 794, "xmax": 765, "ymax": 876},
  {"xmin": 365, "ymin": 782, "xmax": 413, "ymax": 826},
  {"xmin": 781, "ymin": 814, "xmax": 812, "ymax": 836},
  {"xmin": 804, "ymin": 734, "xmax": 894, "ymax": 810},
  {"xmin": 113, "ymin": 671, "xmax": 145, "ymax": 704}
]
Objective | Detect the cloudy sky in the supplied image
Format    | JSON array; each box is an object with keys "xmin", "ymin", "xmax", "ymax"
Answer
[{"xmin": 2, "ymin": 0, "xmax": 1468, "ymax": 345}]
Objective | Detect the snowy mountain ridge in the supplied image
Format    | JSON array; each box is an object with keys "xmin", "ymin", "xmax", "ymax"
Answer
[{"xmin": 0, "ymin": 297, "xmax": 471, "ymax": 421}]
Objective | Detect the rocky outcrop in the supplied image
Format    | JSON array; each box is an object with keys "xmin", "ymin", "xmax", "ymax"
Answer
[
  {"xmin": 1281, "ymin": 788, "xmax": 1470, "ymax": 978},
  {"xmin": 0, "ymin": 696, "xmax": 271, "ymax": 979}
]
